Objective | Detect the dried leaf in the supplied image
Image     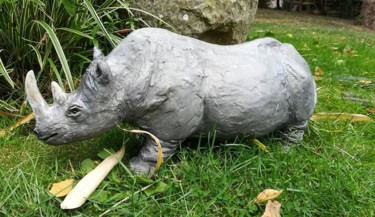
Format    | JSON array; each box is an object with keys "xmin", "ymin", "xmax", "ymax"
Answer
[
  {"xmin": 128, "ymin": 129, "xmax": 163, "ymax": 176},
  {"xmin": 366, "ymin": 108, "xmax": 375, "ymax": 114},
  {"xmin": 359, "ymin": 80, "xmax": 372, "ymax": 85},
  {"xmin": 262, "ymin": 200, "xmax": 281, "ymax": 217},
  {"xmin": 49, "ymin": 179, "xmax": 74, "ymax": 197},
  {"xmin": 314, "ymin": 76, "xmax": 322, "ymax": 81},
  {"xmin": 314, "ymin": 67, "xmax": 324, "ymax": 76},
  {"xmin": 0, "ymin": 113, "xmax": 34, "ymax": 137},
  {"xmin": 0, "ymin": 110, "xmax": 22, "ymax": 118},
  {"xmin": 254, "ymin": 189, "xmax": 283, "ymax": 204},
  {"xmin": 252, "ymin": 139, "xmax": 269, "ymax": 153},
  {"xmin": 310, "ymin": 113, "xmax": 373, "ymax": 122}
]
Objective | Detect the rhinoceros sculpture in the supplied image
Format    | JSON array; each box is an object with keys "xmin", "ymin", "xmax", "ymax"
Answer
[{"xmin": 25, "ymin": 28, "xmax": 316, "ymax": 174}]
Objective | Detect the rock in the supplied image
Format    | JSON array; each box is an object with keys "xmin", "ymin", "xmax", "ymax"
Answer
[
  {"xmin": 130, "ymin": 0, "xmax": 258, "ymax": 45},
  {"xmin": 361, "ymin": 0, "xmax": 375, "ymax": 30}
]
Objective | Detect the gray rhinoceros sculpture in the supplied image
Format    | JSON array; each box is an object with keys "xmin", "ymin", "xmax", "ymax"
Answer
[{"xmin": 25, "ymin": 28, "xmax": 316, "ymax": 174}]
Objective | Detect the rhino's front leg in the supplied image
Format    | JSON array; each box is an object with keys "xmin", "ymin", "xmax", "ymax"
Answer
[{"xmin": 130, "ymin": 138, "xmax": 180, "ymax": 175}]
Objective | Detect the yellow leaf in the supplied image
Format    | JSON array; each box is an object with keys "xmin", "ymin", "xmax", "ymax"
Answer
[
  {"xmin": 252, "ymin": 139, "xmax": 269, "ymax": 153},
  {"xmin": 314, "ymin": 76, "xmax": 322, "ymax": 81},
  {"xmin": 127, "ymin": 129, "xmax": 163, "ymax": 176},
  {"xmin": 0, "ymin": 113, "xmax": 34, "ymax": 137},
  {"xmin": 286, "ymin": 34, "xmax": 293, "ymax": 38},
  {"xmin": 254, "ymin": 189, "xmax": 283, "ymax": 204},
  {"xmin": 310, "ymin": 113, "xmax": 373, "ymax": 123},
  {"xmin": 366, "ymin": 108, "xmax": 375, "ymax": 114},
  {"xmin": 262, "ymin": 200, "xmax": 281, "ymax": 217},
  {"xmin": 314, "ymin": 67, "xmax": 324, "ymax": 76},
  {"xmin": 49, "ymin": 179, "xmax": 74, "ymax": 197},
  {"xmin": 359, "ymin": 80, "xmax": 371, "ymax": 85}
]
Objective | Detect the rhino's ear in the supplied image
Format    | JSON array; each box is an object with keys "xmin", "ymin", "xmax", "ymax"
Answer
[
  {"xmin": 95, "ymin": 61, "xmax": 111, "ymax": 84},
  {"xmin": 93, "ymin": 47, "xmax": 104, "ymax": 60}
]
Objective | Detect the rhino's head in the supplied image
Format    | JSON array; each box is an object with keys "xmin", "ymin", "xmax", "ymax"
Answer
[{"xmin": 26, "ymin": 48, "xmax": 121, "ymax": 145}]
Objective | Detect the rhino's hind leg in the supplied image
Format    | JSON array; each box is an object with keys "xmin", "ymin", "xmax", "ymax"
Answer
[
  {"xmin": 130, "ymin": 138, "xmax": 180, "ymax": 175},
  {"xmin": 280, "ymin": 120, "xmax": 309, "ymax": 149}
]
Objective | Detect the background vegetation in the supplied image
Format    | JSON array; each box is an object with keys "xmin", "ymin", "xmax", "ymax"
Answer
[{"xmin": 0, "ymin": 3, "xmax": 374, "ymax": 217}]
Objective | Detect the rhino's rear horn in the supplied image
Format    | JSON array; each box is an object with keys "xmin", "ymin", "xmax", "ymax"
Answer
[
  {"xmin": 95, "ymin": 61, "xmax": 111, "ymax": 84},
  {"xmin": 93, "ymin": 47, "xmax": 104, "ymax": 59},
  {"xmin": 25, "ymin": 70, "xmax": 49, "ymax": 117},
  {"xmin": 51, "ymin": 81, "xmax": 67, "ymax": 104}
]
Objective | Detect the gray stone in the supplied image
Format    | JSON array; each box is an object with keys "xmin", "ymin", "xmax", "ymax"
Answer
[
  {"xmin": 26, "ymin": 28, "xmax": 317, "ymax": 175},
  {"xmin": 130, "ymin": 0, "xmax": 259, "ymax": 45}
]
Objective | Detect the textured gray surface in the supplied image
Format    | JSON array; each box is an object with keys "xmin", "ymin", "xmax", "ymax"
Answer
[
  {"xmin": 26, "ymin": 28, "xmax": 316, "ymax": 175},
  {"xmin": 130, "ymin": 0, "xmax": 258, "ymax": 45}
]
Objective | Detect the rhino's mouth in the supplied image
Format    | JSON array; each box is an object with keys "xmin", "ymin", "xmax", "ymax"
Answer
[{"xmin": 38, "ymin": 133, "xmax": 58, "ymax": 142}]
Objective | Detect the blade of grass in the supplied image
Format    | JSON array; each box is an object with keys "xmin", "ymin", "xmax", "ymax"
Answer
[
  {"xmin": 47, "ymin": 58, "xmax": 64, "ymax": 91},
  {"xmin": 34, "ymin": 20, "xmax": 74, "ymax": 91},
  {"xmin": 83, "ymin": 0, "xmax": 116, "ymax": 48},
  {"xmin": 57, "ymin": 27, "xmax": 94, "ymax": 40},
  {"xmin": 0, "ymin": 58, "xmax": 14, "ymax": 88}
]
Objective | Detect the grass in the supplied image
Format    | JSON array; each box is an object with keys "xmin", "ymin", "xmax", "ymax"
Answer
[{"xmin": 1, "ymin": 9, "xmax": 375, "ymax": 216}]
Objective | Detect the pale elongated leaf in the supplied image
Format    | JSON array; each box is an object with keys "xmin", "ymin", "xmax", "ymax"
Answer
[
  {"xmin": 0, "ymin": 113, "xmax": 34, "ymax": 137},
  {"xmin": 310, "ymin": 113, "xmax": 373, "ymax": 122}
]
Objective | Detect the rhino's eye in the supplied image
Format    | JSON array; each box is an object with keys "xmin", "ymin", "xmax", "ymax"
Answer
[{"xmin": 67, "ymin": 105, "xmax": 82, "ymax": 118}]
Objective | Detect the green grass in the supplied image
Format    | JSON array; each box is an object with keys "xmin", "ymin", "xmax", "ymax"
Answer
[{"xmin": 1, "ymin": 9, "xmax": 375, "ymax": 216}]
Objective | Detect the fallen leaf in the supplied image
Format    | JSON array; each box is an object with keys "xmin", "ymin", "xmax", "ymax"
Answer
[
  {"xmin": 366, "ymin": 108, "xmax": 375, "ymax": 114},
  {"xmin": 262, "ymin": 200, "xmax": 281, "ymax": 217},
  {"xmin": 126, "ymin": 129, "xmax": 164, "ymax": 176},
  {"xmin": 49, "ymin": 179, "xmax": 74, "ymax": 197},
  {"xmin": 286, "ymin": 33, "xmax": 293, "ymax": 38},
  {"xmin": 0, "ymin": 110, "xmax": 22, "ymax": 118},
  {"xmin": 314, "ymin": 67, "xmax": 324, "ymax": 76},
  {"xmin": 0, "ymin": 113, "xmax": 34, "ymax": 137},
  {"xmin": 252, "ymin": 139, "xmax": 269, "ymax": 153},
  {"xmin": 310, "ymin": 113, "xmax": 373, "ymax": 122},
  {"xmin": 359, "ymin": 80, "xmax": 372, "ymax": 85},
  {"xmin": 254, "ymin": 189, "xmax": 283, "ymax": 204},
  {"xmin": 314, "ymin": 76, "xmax": 322, "ymax": 81},
  {"xmin": 115, "ymin": 28, "xmax": 131, "ymax": 35}
]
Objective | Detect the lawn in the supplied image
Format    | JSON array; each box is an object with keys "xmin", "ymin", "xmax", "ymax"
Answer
[{"xmin": 1, "ymin": 9, "xmax": 374, "ymax": 216}]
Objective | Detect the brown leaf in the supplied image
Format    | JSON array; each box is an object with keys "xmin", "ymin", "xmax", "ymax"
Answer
[
  {"xmin": 262, "ymin": 200, "xmax": 281, "ymax": 217},
  {"xmin": 310, "ymin": 113, "xmax": 373, "ymax": 123},
  {"xmin": 0, "ymin": 110, "xmax": 22, "ymax": 118},
  {"xmin": 0, "ymin": 113, "xmax": 34, "ymax": 137},
  {"xmin": 254, "ymin": 189, "xmax": 283, "ymax": 204},
  {"xmin": 49, "ymin": 179, "xmax": 74, "ymax": 197},
  {"xmin": 366, "ymin": 108, "xmax": 375, "ymax": 114},
  {"xmin": 125, "ymin": 129, "xmax": 163, "ymax": 176},
  {"xmin": 314, "ymin": 67, "xmax": 324, "ymax": 76},
  {"xmin": 115, "ymin": 29, "xmax": 131, "ymax": 35}
]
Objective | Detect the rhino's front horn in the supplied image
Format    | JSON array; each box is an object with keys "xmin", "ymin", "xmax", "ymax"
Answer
[
  {"xmin": 25, "ymin": 70, "xmax": 49, "ymax": 117},
  {"xmin": 51, "ymin": 81, "xmax": 67, "ymax": 104}
]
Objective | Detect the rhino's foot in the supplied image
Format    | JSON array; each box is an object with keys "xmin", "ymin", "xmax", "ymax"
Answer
[
  {"xmin": 280, "ymin": 120, "xmax": 308, "ymax": 150},
  {"xmin": 129, "ymin": 156, "xmax": 156, "ymax": 176},
  {"xmin": 129, "ymin": 138, "xmax": 180, "ymax": 176}
]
